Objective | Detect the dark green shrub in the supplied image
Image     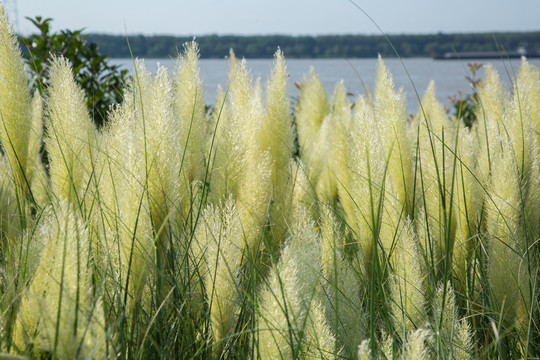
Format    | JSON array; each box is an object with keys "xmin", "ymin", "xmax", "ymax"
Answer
[
  {"xmin": 21, "ymin": 16, "xmax": 128, "ymax": 127},
  {"xmin": 449, "ymin": 63, "xmax": 482, "ymax": 128}
]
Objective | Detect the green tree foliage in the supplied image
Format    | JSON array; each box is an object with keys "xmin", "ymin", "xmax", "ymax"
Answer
[
  {"xmin": 21, "ymin": 17, "xmax": 128, "ymax": 127},
  {"xmin": 87, "ymin": 32, "xmax": 540, "ymax": 59},
  {"xmin": 449, "ymin": 63, "xmax": 483, "ymax": 127}
]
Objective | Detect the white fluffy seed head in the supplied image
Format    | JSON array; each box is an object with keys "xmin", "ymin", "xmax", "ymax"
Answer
[
  {"xmin": 13, "ymin": 201, "xmax": 108, "ymax": 358},
  {"xmin": 196, "ymin": 198, "xmax": 243, "ymax": 353},
  {"xmin": 320, "ymin": 206, "xmax": 364, "ymax": 357},
  {"xmin": 96, "ymin": 103, "xmax": 155, "ymax": 317},
  {"xmin": 474, "ymin": 65, "xmax": 506, "ymax": 185},
  {"xmin": 260, "ymin": 48, "xmax": 294, "ymax": 190},
  {"xmin": 390, "ymin": 220, "xmax": 425, "ymax": 332},
  {"xmin": 0, "ymin": 6, "xmax": 34, "ymax": 197},
  {"xmin": 46, "ymin": 56, "xmax": 96, "ymax": 205},
  {"xmin": 485, "ymin": 137, "xmax": 531, "ymax": 330},
  {"xmin": 127, "ymin": 61, "xmax": 180, "ymax": 235},
  {"xmin": 237, "ymin": 149, "xmax": 272, "ymax": 255},
  {"xmin": 257, "ymin": 208, "xmax": 335, "ymax": 359},
  {"xmin": 175, "ymin": 41, "xmax": 207, "ymax": 183},
  {"xmin": 374, "ymin": 56, "xmax": 414, "ymax": 216},
  {"xmin": 415, "ymin": 82, "xmax": 460, "ymax": 263},
  {"xmin": 453, "ymin": 124, "xmax": 482, "ymax": 283},
  {"xmin": 404, "ymin": 328, "xmax": 433, "ymax": 360},
  {"xmin": 209, "ymin": 55, "xmax": 259, "ymax": 204},
  {"xmin": 295, "ymin": 68, "xmax": 330, "ymax": 158},
  {"xmin": 342, "ymin": 94, "xmax": 394, "ymax": 264}
]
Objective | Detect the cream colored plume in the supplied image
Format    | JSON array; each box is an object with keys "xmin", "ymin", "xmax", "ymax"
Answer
[
  {"xmin": 431, "ymin": 281, "xmax": 475, "ymax": 359},
  {"xmin": 390, "ymin": 220, "xmax": 425, "ymax": 332},
  {"xmin": 341, "ymin": 94, "xmax": 399, "ymax": 264},
  {"xmin": 174, "ymin": 42, "xmax": 208, "ymax": 230},
  {"xmin": 257, "ymin": 209, "xmax": 336, "ymax": 359},
  {"xmin": 485, "ymin": 137, "xmax": 531, "ymax": 333},
  {"xmin": 0, "ymin": 155, "xmax": 20, "ymax": 236},
  {"xmin": 208, "ymin": 55, "xmax": 252, "ymax": 203},
  {"xmin": 13, "ymin": 201, "xmax": 108, "ymax": 358},
  {"xmin": 453, "ymin": 122, "xmax": 482, "ymax": 284},
  {"xmin": 208, "ymin": 85, "xmax": 240, "ymax": 204},
  {"xmin": 260, "ymin": 48, "xmax": 294, "ymax": 188},
  {"xmin": 295, "ymin": 67, "xmax": 330, "ymax": 156},
  {"xmin": 0, "ymin": 6, "xmax": 35, "ymax": 200},
  {"xmin": 236, "ymin": 149, "xmax": 272, "ymax": 255},
  {"xmin": 413, "ymin": 82, "xmax": 458, "ymax": 267},
  {"xmin": 128, "ymin": 61, "xmax": 180, "ymax": 235},
  {"xmin": 175, "ymin": 41, "xmax": 207, "ymax": 184},
  {"xmin": 209, "ymin": 55, "xmax": 272, "ymax": 254},
  {"xmin": 259, "ymin": 49, "xmax": 295, "ymax": 244},
  {"xmin": 313, "ymin": 81, "xmax": 351, "ymax": 205},
  {"xmin": 236, "ymin": 79, "xmax": 272, "ymax": 254},
  {"xmin": 320, "ymin": 206, "xmax": 363, "ymax": 358},
  {"xmin": 474, "ymin": 65, "xmax": 506, "ymax": 185},
  {"xmin": 45, "ymin": 56, "xmax": 97, "ymax": 206},
  {"xmin": 196, "ymin": 198, "xmax": 243, "ymax": 355},
  {"xmin": 96, "ymin": 103, "xmax": 155, "ymax": 320},
  {"xmin": 403, "ymin": 328, "xmax": 433, "ymax": 360},
  {"xmin": 508, "ymin": 59, "xmax": 540, "ymax": 236},
  {"xmin": 374, "ymin": 56, "xmax": 414, "ymax": 216}
]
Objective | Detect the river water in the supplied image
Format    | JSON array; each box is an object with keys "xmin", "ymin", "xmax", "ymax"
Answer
[{"xmin": 111, "ymin": 57, "xmax": 540, "ymax": 113}]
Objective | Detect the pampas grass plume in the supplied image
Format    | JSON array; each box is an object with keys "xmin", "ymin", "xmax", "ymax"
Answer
[
  {"xmin": 13, "ymin": 201, "xmax": 107, "ymax": 358},
  {"xmin": 0, "ymin": 5, "xmax": 34, "ymax": 199},
  {"xmin": 46, "ymin": 56, "xmax": 96, "ymax": 205}
]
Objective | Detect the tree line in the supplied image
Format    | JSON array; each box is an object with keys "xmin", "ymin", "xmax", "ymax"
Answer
[{"xmin": 84, "ymin": 32, "xmax": 540, "ymax": 59}]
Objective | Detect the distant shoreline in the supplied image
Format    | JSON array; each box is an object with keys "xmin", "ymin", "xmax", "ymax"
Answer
[{"xmin": 79, "ymin": 31, "xmax": 540, "ymax": 59}]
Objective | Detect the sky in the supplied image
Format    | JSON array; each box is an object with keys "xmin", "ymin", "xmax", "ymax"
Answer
[{"xmin": 5, "ymin": 0, "xmax": 540, "ymax": 36}]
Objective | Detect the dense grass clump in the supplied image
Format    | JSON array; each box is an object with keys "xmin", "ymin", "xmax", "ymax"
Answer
[{"xmin": 0, "ymin": 6, "xmax": 538, "ymax": 359}]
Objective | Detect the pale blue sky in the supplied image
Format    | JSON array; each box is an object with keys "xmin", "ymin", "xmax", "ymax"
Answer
[{"xmin": 5, "ymin": 0, "xmax": 540, "ymax": 36}]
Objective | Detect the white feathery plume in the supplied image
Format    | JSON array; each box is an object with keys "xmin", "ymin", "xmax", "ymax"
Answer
[
  {"xmin": 413, "ymin": 82, "xmax": 458, "ymax": 267},
  {"xmin": 342, "ymin": 94, "xmax": 398, "ymax": 265},
  {"xmin": 260, "ymin": 49, "xmax": 295, "ymax": 244},
  {"xmin": 13, "ymin": 201, "xmax": 108, "ymax": 358},
  {"xmin": 257, "ymin": 208, "xmax": 336, "ymax": 359},
  {"xmin": 130, "ymin": 61, "xmax": 179, "ymax": 234},
  {"xmin": 295, "ymin": 68, "xmax": 330, "ymax": 158},
  {"xmin": 196, "ymin": 198, "xmax": 243, "ymax": 355},
  {"xmin": 174, "ymin": 42, "xmax": 207, "ymax": 229},
  {"xmin": 174, "ymin": 41, "xmax": 207, "ymax": 184},
  {"xmin": 45, "ymin": 56, "xmax": 96, "ymax": 206},
  {"xmin": 0, "ymin": 5, "xmax": 33, "ymax": 200},
  {"xmin": 390, "ymin": 220, "xmax": 425, "ymax": 333},
  {"xmin": 485, "ymin": 136, "xmax": 531, "ymax": 332},
  {"xmin": 374, "ymin": 56, "xmax": 414, "ymax": 216},
  {"xmin": 320, "ymin": 205, "xmax": 363, "ymax": 358},
  {"xmin": 97, "ymin": 103, "xmax": 155, "ymax": 319},
  {"xmin": 404, "ymin": 328, "xmax": 433, "ymax": 360}
]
